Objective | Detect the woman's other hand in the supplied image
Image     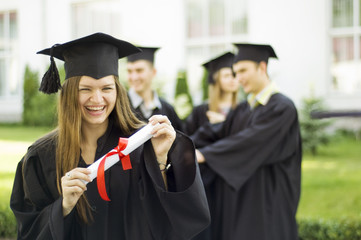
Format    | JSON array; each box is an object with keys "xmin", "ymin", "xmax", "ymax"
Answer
[{"xmin": 61, "ymin": 168, "xmax": 91, "ymax": 216}]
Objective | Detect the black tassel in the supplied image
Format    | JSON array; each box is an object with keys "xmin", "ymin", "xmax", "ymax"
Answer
[{"xmin": 39, "ymin": 45, "xmax": 61, "ymax": 94}]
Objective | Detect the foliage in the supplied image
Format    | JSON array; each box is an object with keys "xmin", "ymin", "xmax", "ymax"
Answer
[
  {"xmin": 0, "ymin": 207, "xmax": 16, "ymax": 238},
  {"xmin": 22, "ymin": 65, "xmax": 58, "ymax": 127},
  {"xmin": 297, "ymin": 135, "xmax": 361, "ymax": 220},
  {"xmin": 299, "ymin": 96, "xmax": 332, "ymax": 155},
  {"xmin": 201, "ymin": 69, "xmax": 208, "ymax": 101},
  {"xmin": 174, "ymin": 70, "xmax": 193, "ymax": 120},
  {"xmin": 298, "ymin": 218, "xmax": 361, "ymax": 240}
]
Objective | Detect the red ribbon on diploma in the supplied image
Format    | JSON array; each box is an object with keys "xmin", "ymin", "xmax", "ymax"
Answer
[{"xmin": 97, "ymin": 137, "xmax": 131, "ymax": 201}]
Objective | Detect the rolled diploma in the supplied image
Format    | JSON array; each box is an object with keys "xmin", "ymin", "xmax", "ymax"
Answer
[{"xmin": 85, "ymin": 123, "xmax": 157, "ymax": 184}]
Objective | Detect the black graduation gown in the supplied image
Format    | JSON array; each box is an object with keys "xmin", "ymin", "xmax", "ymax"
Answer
[
  {"xmin": 191, "ymin": 93, "xmax": 302, "ymax": 240},
  {"xmin": 184, "ymin": 103, "xmax": 220, "ymax": 240},
  {"xmin": 184, "ymin": 103, "xmax": 209, "ymax": 136},
  {"xmin": 10, "ymin": 123, "xmax": 210, "ymax": 240},
  {"xmin": 130, "ymin": 97, "xmax": 184, "ymax": 132}
]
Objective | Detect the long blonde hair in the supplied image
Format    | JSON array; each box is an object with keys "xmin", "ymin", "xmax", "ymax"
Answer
[
  {"xmin": 56, "ymin": 75, "xmax": 143, "ymax": 224},
  {"xmin": 208, "ymin": 71, "xmax": 238, "ymax": 112}
]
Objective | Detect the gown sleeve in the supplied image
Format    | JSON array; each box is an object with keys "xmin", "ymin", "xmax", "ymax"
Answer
[
  {"xmin": 184, "ymin": 104, "xmax": 209, "ymax": 136},
  {"xmin": 160, "ymin": 99, "xmax": 185, "ymax": 133},
  {"xmin": 139, "ymin": 132, "xmax": 211, "ymax": 240},
  {"xmin": 192, "ymin": 98, "xmax": 301, "ymax": 191},
  {"xmin": 10, "ymin": 142, "xmax": 79, "ymax": 240}
]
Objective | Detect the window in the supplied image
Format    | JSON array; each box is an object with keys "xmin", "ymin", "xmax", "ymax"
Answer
[
  {"xmin": 71, "ymin": 3, "xmax": 122, "ymax": 38},
  {"xmin": 330, "ymin": 0, "xmax": 361, "ymax": 94},
  {"xmin": 185, "ymin": 0, "xmax": 248, "ymax": 102},
  {"xmin": 230, "ymin": 0, "xmax": 248, "ymax": 35},
  {"xmin": 186, "ymin": 1, "xmax": 205, "ymax": 38},
  {"xmin": 186, "ymin": 0, "xmax": 247, "ymax": 39},
  {"xmin": 0, "ymin": 11, "xmax": 18, "ymax": 97},
  {"xmin": 209, "ymin": 0, "xmax": 225, "ymax": 36}
]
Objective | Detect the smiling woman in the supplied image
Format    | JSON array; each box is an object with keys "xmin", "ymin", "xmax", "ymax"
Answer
[
  {"xmin": 78, "ymin": 76, "xmax": 117, "ymax": 128},
  {"xmin": 9, "ymin": 33, "xmax": 210, "ymax": 240}
]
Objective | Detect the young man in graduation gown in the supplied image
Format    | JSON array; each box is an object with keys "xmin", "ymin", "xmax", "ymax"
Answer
[
  {"xmin": 126, "ymin": 47, "xmax": 184, "ymax": 131},
  {"xmin": 191, "ymin": 43, "xmax": 302, "ymax": 240}
]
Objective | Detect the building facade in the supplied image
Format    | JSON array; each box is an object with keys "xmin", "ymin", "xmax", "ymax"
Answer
[{"xmin": 1, "ymin": 0, "xmax": 360, "ymax": 123}]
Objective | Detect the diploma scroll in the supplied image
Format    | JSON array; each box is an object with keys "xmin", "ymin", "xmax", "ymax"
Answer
[{"xmin": 85, "ymin": 123, "xmax": 157, "ymax": 184}]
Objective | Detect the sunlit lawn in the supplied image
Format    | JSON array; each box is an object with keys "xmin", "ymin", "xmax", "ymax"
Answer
[
  {"xmin": 0, "ymin": 125, "xmax": 360, "ymax": 222},
  {"xmin": 0, "ymin": 125, "xmax": 52, "ymax": 210},
  {"xmin": 297, "ymin": 136, "xmax": 361, "ymax": 221}
]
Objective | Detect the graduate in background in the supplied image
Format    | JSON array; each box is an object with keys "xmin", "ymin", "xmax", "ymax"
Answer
[
  {"xmin": 10, "ymin": 33, "xmax": 210, "ymax": 240},
  {"xmin": 191, "ymin": 44, "xmax": 302, "ymax": 240},
  {"xmin": 184, "ymin": 52, "xmax": 239, "ymax": 136},
  {"xmin": 185, "ymin": 51, "xmax": 239, "ymax": 240},
  {"xmin": 126, "ymin": 47, "xmax": 184, "ymax": 131}
]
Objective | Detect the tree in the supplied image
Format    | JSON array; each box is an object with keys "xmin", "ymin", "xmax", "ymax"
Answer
[
  {"xmin": 299, "ymin": 96, "xmax": 332, "ymax": 155},
  {"xmin": 22, "ymin": 64, "xmax": 64, "ymax": 127},
  {"xmin": 174, "ymin": 70, "xmax": 193, "ymax": 120}
]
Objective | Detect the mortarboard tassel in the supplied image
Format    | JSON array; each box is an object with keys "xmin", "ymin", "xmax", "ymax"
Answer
[{"xmin": 39, "ymin": 45, "xmax": 62, "ymax": 94}]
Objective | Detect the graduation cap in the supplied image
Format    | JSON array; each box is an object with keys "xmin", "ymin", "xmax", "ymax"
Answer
[
  {"xmin": 233, "ymin": 43, "xmax": 278, "ymax": 64},
  {"xmin": 202, "ymin": 52, "xmax": 235, "ymax": 84},
  {"xmin": 126, "ymin": 47, "xmax": 159, "ymax": 63},
  {"xmin": 37, "ymin": 32, "xmax": 141, "ymax": 94}
]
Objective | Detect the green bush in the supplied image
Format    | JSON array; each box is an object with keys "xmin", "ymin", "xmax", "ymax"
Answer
[
  {"xmin": 0, "ymin": 206, "xmax": 16, "ymax": 238},
  {"xmin": 201, "ymin": 69, "xmax": 208, "ymax": 101},
  {"xmin": 299, "ymin": 96, "xmax": 332, "ymax": 155},
  {"xmin": 174, "ymin": 70, "xmax": 193, "ymax": 120},
  {"xmin": 298, "ymin": 218, "xmax": 361, "ymax": 240},
  {"xmin": 22, "ymin": 65, "xmax": 58, "ymax": 127}
]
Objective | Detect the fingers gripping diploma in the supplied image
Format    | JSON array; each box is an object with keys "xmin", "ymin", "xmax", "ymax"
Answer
[
  {"xmin": 61, "ymin": 168, "xmax": 92, "ymax": 216},
  {"xmin": 148, "ymin": 115, "xmax": 176, "ymax": 163},
  {"xmin": 61, "ymin": 116, "xmax": 174, "ymax": 215}
]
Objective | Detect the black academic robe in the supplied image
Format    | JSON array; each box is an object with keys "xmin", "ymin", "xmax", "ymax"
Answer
[
  {"xmin": 130, "ymin": 97, "xmax": 184, "ymax": 132},
  {"xmin": 10, "ymin": 122, "xmax": 210, "ymax": 240},
  {"xmin": 191, "ymin": 93, "xmax": 302, "ymax": 240},
  {"xmin": 184, "ymin": 103, "xmax": 209, "ymax": 136},
  {"xmin": 184, "ymin": 103, "xmax": 221, "ymax": 240}
]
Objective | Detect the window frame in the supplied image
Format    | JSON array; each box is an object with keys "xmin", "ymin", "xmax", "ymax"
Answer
[
  {"xmin": 329, "ymin": 0, "xmax": 361, "ymax": 95},
  {"xmin": 0, "ymin": 10, "xmax": 19, "ymax": 98}
]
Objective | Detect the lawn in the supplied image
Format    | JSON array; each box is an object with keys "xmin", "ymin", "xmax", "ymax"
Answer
[
  {"xmin": 0, "ymin": 125, "xmax": 360, "ymax": 226},
  {"xmin": 297, "ymin": 136, "xmax": 361, "ymax": 221},
  {"xmin": 0, "ymin": 125, "xmax": 52, "ymax": 210}
]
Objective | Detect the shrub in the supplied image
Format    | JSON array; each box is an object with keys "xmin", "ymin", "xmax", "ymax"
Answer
[
  {"xmin": 22, "ymin": 65, "xmax": 58, "ymax": 127},
  {"xmin": 298, "ymin": 218, "xmax": 361, "ymax": 240},
  {"xmin": 201, "ymin": 69, "xmax": 208, "ymax": 101},
  {"xmin": 174, "ymin": 70, "xmax": 193, "ymax": 120},
  {"xmin": 299, "ymin": 96, "xmax": 332, "ymax": 155},
  {"xmin": 0, "ymin": 206, "xmax": 16, "ymax": 238}
]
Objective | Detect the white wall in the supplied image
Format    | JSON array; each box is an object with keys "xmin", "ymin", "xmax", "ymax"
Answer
[
  {"xmin": 121, "ymin": 0, "xmax": 184, "ymax": 102},
  {"xmin": 248, "ymin": 0, "xmax": 328, "ymax": 107}
]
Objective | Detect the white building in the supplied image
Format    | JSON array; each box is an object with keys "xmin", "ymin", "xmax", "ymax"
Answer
[{"xmin": 1, "ymin": 0, "xmax": 360, "ymax": 125}]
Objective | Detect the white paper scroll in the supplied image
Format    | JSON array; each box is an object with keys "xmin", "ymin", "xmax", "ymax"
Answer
[{"xmin": 85, "ymin": 123, "xmax": 157, "ymax": 184}]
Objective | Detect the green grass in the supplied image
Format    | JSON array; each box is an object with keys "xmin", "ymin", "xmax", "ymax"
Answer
[
  {"xmin": 297, "ymin": 136, "xmax": 361, "ymax": 221},
  {"xmin": 0, "ymin": 125, "xmax": 52, "ymax": 212},
  {"xmin": 0, "ymin": 124, "xmax": 53, "ymax": 142}
]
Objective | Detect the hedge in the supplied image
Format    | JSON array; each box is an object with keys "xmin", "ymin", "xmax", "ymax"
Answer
[
  {"xmin": 0, "ymin": 207, "xmax": 16, "ymax": 238},
  {"xmin": 298, "ymin": 218, "xmax": 361, "ymax": 240}
]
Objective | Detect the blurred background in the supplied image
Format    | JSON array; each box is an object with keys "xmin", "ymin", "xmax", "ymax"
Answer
[
  {"xmin": 0, "ymin": 0, "xmax": 360, "ymax": 125},
  {"xmin": 0, "ymin": 0, "xmax": 361, "ymax": 239}
]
